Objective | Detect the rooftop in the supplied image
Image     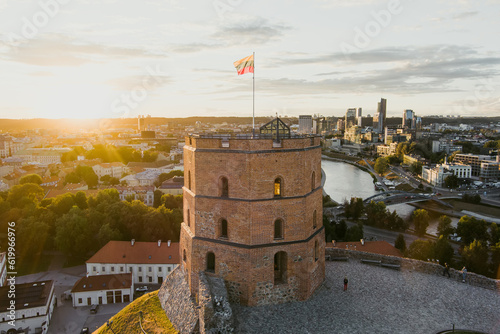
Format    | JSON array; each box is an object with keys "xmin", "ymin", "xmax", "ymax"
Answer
[
  {"xmin": 0, "ymin": 280, "xmax": 53, "ymax": 310},
  {"xmin": 86, "ymin": 240, "xmax": 179, "ymax": 265},
  {"xmin": 233, "ymin": 261, "xmax": 500, "ymax": 333},
  {"xmin": 71, "ymin": 273, "xmax": 132, "ymax": 293}
]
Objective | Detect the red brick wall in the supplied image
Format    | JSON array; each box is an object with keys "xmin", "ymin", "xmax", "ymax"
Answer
[{"xmin": 181, "ymin": 135, "xmax": 325, "ymax": 306}]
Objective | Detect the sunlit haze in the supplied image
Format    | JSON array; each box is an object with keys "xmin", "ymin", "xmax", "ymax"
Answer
[{"xmin": 1, "ymin": 0, "xmax": 499, "ymax": 119}]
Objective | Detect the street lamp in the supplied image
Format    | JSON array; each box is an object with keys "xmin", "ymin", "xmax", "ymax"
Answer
[{"xmin": 107, "ymin": 320, "xmax": 117, "ymax": 334}]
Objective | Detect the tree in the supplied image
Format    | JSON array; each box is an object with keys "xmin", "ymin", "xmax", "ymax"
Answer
[
  {"xmin": 48, "ymin": 193, "xmax": 76, "ymax": 215},
  {"xmin": 74, "ymin": 191, "xmax": 88, "ymax": 210},
  {"xmin": 365, "ymin": 201, "xmax": 387, "ymax": 228},
  {"xmin": 412, "ymin": 209, "xmax": 430, "ymax": 237},
  {"xmin": 374, "ymin": 157, "xmax": 389, "ymax": 175},
  {"xmin": 344, "ymin": 223, "xmax": 363, "ymax": 242},
  {"xmin": 109, "ymin": 177, "xmax": 120, "ymax": 185},
  {"xmin": 490, "ymin": 223, "xmax": 500, "ymax": 245},
  {"xmin": 385, "ymin": 210, "xmax": 408, "ymax": 231},
  {"xmin": 461, "ymin": 240, "xmax": 489, "ymax": 276},
  {"xmin": 407, "ymin": 239, "xmax": 434, "ymax": 261},
  {"xmin": 410, "ymin": 162, "xmax": 423, "ymax": 175},
  {"xmin": 64, "ymin": 172, "xmax": 81, "ymax": 184},
  {"xmin": 7, "ymin": 183, "xmax": 45, "ymax": 208},
  {"xmin": 444, "ymin": 174, "xmax": 459, "ymax": 189},
  {"xmin": 395, "ymin": 233, "xmax": 406, "ymax": 253},
  {"xmin": 75, "ymin": 165, "xmax": 98, "ymax": 188},
  {"xmin": 437, "ymin": 215, "xmax": 454, "ymax": 239},
  {"xmin": 434, "ymin": 236, "xmax": 454, "ymax": 265},
  {"xmin": 55, "ymin": 207, "xmax": 95, "ymax": 259},
  {"xmin": 336, "ymin": 220, "xmax": 347, "ymax": 240},
  {"xmin": 456, "ymin": 215, "xmax": 488, "ymax": 245},
  {"xmin": 19, "ymin": 174, "xmax": 42, "ymax": 185}
]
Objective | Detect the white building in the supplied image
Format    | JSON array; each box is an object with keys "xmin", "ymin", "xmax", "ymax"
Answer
[
  {"xmin": 120, "ymin": 169, "xmax": 161, "ymax": 186},
  {"xmin": 86, "ymin": 240, "xmax": 179, "ymax": 285},
  {"xmin": 0, "ymin": 280, "xmax": 56, "ymax": 334},
  {"xmin": 71, "ymin": 273, "xmax": 133, "ymax": 307},
  {"xmin": 431, "ymin": 140, "xmax": 462, "ymax": 154},
  {"xmin": 92, "ymin": 162, "xmax": 125, "ymax": 179},
  {"xmin": 14, "ymin": 148, "xmax": 70, "ymax": 165},
  {"xmin": 421, "ymin": 165, "xmax": 452, "ymax": 187},
  {"xmin": 114, "ymin": 186, "xmax": 155, "ymax": 206}
]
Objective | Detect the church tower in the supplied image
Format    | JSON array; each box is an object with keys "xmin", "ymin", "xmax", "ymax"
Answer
[{"xmin": 180, "ymin": 118, "xmax": 325, "ymax": 306}]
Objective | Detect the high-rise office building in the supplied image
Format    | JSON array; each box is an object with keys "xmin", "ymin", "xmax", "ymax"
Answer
[
  {"xmin": 376, "ymin": 98, "xmax": 387, "ymax": 133},
  {"xmin": 298, "ymin": 115, "xmax": 313, "ymax": 134},
  {"xmin": 403, "ymin": 109, "xmax": 414, "ymax": 129}
]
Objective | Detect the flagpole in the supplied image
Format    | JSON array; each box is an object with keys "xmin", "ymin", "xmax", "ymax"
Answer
[{"xmin": 252, "ymin": 51, "xmax": 255, "ymax": 138}]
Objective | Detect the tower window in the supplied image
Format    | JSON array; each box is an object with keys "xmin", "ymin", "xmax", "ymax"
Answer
[
  {"xmin": 187, "ymin": 209, "xmax": 190, "ymax": 227},
  {"xmin": 313, "ymin": 210, "xmax": 317, "ymax": 229},
  {"xmin": 206, "ymin": 252, "xmax": 215, "ymax": 273},
  {"xmin": 188, "ymin": 171, "xmax": 191, "ymax": 190},
  {"xmin": 311, "ymin": 171, "xmax": 316, "ymax": 191},
  {"xmin": 274, "ymin": 219, "xmax": 283, "ymax": 239},
  {"xmin": 220, "ymin": 219, "xmax": 228, "ymax": 239},
  {"xmin": 274, "ymin": 178, "xmax": 282, "ymax": 197},
  {"xmin": 274, "ymin": 251, "xmax": 287, "ymax": 284},
  {"xmin": 183, "ymin": 249, "xmax": 186, "ymax": 262},
  {"xmin": 314, "ymin": 240, "xmax": 319, "ymax": 261},
  {"xmin": 220, "ymin": 177, "xmax": 229, "ymax": 197}
]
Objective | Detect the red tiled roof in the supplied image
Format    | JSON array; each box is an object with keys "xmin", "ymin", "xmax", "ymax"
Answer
[
  {"xmin": 71, "ymin": 273, "xmax": 132, "ymax": 293},
  {"xmin": 86, "ymin": 240, "xmax": 179, "ymax": 265},
  {"xmin": 328, "ymin": 240, "xmax": 403, "ymax": 257}
]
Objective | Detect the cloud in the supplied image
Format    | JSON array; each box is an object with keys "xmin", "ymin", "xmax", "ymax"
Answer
[
  {"xmin": 452, "ymin": 11, "xmax": 479, "ymax": 20},
  {"xmin": 211, "ymin": 18, "xmax": 291, "ymax": 46},
  {"xmin": 215, "ymin": 45, "xmax": 500, "ymax": 97},
  {"xmin": 0, "ymin": 33, "xmax": 166, "ymax": 66}
]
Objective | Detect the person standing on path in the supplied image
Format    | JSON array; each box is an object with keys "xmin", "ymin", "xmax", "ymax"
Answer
[
  {"xmin": 344, "ymin": 276, "xmax": 348, "ymax": 291},
  {"xmin": 461, "ymin": 266, "xmax": 467, "ymax": 283},
  {"xmin": 443, "ymin": 263, "xmax": 450, "ymax": 278}
]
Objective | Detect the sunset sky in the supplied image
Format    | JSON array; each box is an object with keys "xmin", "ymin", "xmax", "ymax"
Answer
[{"xmin": 1, "ymin": 0, "xmax": 499, "ymax": 119}]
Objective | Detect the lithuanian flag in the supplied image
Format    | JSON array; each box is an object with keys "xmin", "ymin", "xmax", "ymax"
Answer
[{"xmin": 233, "ymin": 54, "xmax": 254, "ymax": 75}]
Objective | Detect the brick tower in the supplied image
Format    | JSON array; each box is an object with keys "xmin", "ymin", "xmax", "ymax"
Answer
[{"xmin": 180, "ymin": 118, "xmax": 325, "ymax": 306}]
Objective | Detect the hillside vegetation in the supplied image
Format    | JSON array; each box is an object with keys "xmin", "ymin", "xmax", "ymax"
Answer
[{"xmin": 94, "ymin": 291, "xmax": 177, "ymax": 334}]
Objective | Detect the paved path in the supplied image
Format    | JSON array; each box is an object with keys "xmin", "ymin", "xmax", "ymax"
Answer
[{"xmin": 233, "ymin": 261, "xmax": 500, "ymax": 334}]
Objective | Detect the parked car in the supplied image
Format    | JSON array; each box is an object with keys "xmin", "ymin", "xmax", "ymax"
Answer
[
  {"xmin": 136, "ymin": 286, "xmax": 148, "ymax": 292},
  {"xmin": 90, "ymin": 304, "xmax": 99, "ymax": 314},
  {"xmin": 81, "ymin": 328, "xmax": 89, "ymax": 334}
]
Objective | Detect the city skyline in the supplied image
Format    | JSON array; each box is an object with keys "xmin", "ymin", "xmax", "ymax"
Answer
[{"xmin": 1, "ymin": 0, "xmax": 499, "ymax": 120}]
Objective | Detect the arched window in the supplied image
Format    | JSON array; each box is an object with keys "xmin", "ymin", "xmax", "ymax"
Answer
[
  {"xmin": 314, "ymin": 240, "xmax": 319, "ymax": 261},
  {"xmin": 220, "ymin": 177, "xmax": 229, "ymax": 197},
  {"xmin": 187, "ymin": 209, "xmax": 190, "ymax": 227},
  {"xmin": 311, "ymin": 171, "xmax": 316, "ymax": 191},
  {"xmin": 274, "ymin": 178, "xmax": 282, "ymax": 197},
  {"xmin": 206, "ymin": 252, "xmax": 215, "ymax": 273},
  {"xmin": 274, "ymin": 251, "xmax": 287, "ymax": 284},
  {"xmin": 274, "ymin": 219, "xmax": 283, "ymax": 239},
  {"xmin": 220, "ymin": 219, "xmax": 228, "ymax": 238},
  {"xmin": 313, "ymin": 210, "xmax": 317, "ymax": 229},
  {"xmin": 188, "ymin": 171, "xmax": 191, "ymax": 190},
  {"xmin": 183, "ymin": 249, "xmax": 186, "ymax": 262}
]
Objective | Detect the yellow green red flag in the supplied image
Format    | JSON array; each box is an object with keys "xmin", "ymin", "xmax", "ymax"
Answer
[{"xmin": 233, "ymin": 54, "xmax": 254, "ymax": 75}]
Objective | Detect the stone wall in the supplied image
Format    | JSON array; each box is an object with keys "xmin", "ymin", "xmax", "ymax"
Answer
[
  {"xmin": 325, "ymin": 248, "xmax": 500, "ymax": 291},
  {"xmin": 158, "ymin": 266, "xmax": 199, "ymax": 334},
  {"xmin": 198, "ymin": 272, "xmax": 234, "ymax": 334}
]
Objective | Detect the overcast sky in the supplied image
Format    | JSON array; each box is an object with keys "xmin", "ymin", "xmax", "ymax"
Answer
[{"xmin": 1, "ymin": 0, "xmax": 499, "ymax": 120}]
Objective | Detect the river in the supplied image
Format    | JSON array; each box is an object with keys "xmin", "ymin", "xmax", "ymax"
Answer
[
  {"xmin": 321, "ymin": 159, "xmax": 380, "ymax": 204},
  {"xmin": 322, "ymin": 159, "xmax": 460, "ymax": 236}
]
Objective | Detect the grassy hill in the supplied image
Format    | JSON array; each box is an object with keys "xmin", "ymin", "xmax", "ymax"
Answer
[{"xmin": 93, "ymin": 291, "xmax": 178, "ymax": 334}]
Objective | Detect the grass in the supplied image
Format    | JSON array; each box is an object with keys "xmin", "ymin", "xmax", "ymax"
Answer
[
  {"xmin": 94, "ymin": 291, "xmax": 178, "ymax": 334},
  {"xmin": 447, "ymin": 199, "xmax": 500, "ymax": 218},
  {"xmin": 395, "ymin": 183, "xmax": 414, "ymax": 192}
]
